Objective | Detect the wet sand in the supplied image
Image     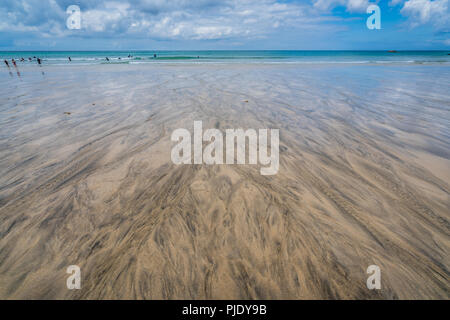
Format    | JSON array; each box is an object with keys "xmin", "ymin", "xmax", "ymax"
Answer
[{"xmin": 0, "ymin": 63, "xmax": 449, "ymax": 299}]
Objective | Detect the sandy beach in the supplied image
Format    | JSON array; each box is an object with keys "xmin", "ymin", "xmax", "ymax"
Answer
[{"xmin": 0, "ymin": 62, "xmax": 449, "ymax": 299}]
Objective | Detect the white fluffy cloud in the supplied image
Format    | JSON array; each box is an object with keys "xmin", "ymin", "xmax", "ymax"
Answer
[
  {"xmin": 120, "ymin": 0, "xmax": 313, "ymax": 40},
  {"xmin": 400, "ymin": 0, "xmax": 449, "ymax": 27}
]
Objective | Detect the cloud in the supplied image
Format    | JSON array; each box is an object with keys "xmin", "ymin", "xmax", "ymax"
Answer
[
  {"xmin": 0, "ymin": 0, "xmax": 65, "ymax": 36},
  {"xmin": 1, "ymin": 0, "xmax": 447, "ymax": 49},
  {"xmin": 400, "ymin": 0, "xmax": 449, "ymax": 28},
  {"xmin": 0, "ymin": 0, "xmax": 322, "ymax": 41}
]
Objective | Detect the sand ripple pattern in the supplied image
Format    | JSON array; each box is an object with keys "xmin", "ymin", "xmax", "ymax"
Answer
[{"xmin": 0, "ymin": 64, "xmax": 449, "ymax": 299}]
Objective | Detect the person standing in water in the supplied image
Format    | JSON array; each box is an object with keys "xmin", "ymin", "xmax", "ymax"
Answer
[
  {"xmin": 11, "ymin": 59, "xmax": 21, "ymax": 78},
  {"xmin": 36, "ymin": 57, "xmax": 44, "ymax": 75},
  {"xmin": 4, "ymin": 60, "xmax": 13, "ymax": 77},
  {"xmin": 68, "ymin": 57, "xmax": 72, "ymax": 62}
]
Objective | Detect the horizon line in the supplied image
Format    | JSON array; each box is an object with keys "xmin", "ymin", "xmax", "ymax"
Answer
[{"xmin": 1, "ymin": 49, "xmax": 449, "ymax": 52}]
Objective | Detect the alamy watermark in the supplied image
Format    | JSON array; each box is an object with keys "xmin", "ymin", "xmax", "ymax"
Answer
[
  {"xmin": 366, "ymin": 265, "xmax": 381, "ymax": 290},
  {"xmin": 367, "ymin": 4, "xmax": 381, "ymax": 30},
  {"xmin": 171, "ymin": 121, "xmax": 279, "ymax": 175},
  {"xmin": 66, "ymin": 265, "xmax": 81, "ymax": 289},
  {"xmin": 66, "ymin": 5, "xmax": 81, "ymax": 30}
]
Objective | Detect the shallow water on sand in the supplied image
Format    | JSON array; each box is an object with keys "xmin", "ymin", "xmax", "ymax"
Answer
[{"xmin": 0, "ymin": 63, "xmax": 449, "ymax": 299}]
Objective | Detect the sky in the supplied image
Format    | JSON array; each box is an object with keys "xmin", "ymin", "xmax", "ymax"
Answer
[{"xmin": 0, "ymin": 0, "xmax": 448, "ymax": 50}]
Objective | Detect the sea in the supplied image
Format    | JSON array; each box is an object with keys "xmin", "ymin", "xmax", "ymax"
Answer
[{"xmin": 1, "ymin": 50, "xmax": 449, "ymax": 65}]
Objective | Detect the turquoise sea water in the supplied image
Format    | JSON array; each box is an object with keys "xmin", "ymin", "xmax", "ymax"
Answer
[{"xmin": 1, "ymin": 50, "xmax": 449, "ymax": 65}]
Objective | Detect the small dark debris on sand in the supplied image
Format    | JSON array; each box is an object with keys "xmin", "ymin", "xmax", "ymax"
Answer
[{"xmin": 64, "ymin": 112, "xmax": 72, "ymax": 115}]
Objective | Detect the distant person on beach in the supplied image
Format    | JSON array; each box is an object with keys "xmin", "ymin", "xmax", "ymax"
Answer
[
  {"xmin": 28, "ymin": 57, "xmax": 32, "ymax": 61},
  {"xmin": 20, "ymin": 58, "xmax": 25, "ymax": 62},
  {"xmin": 106, "ymin": 57, "xmax": 110, "ymax": 61},
  {"xmin": 68, "ymin": 57, "xmax": 72, "ymax": 62},
  {"xmin": 154, "ymin": 54, "xmax": 157, "ymax": 58}
]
